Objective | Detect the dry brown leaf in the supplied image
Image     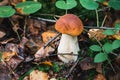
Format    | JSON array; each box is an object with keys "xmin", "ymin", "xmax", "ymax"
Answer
[
  {"xmin": 88, "ymin": 29, "xmax": 106, "ymax": 41},
  {"xmin": 27, "ymin": 19, "xmax": 47, "ymax": 36},
  {"xmin": 0, "ymin": 0, "xmax": 9, "ymax": 6},
  {"xmin": 5, "ymin": 43, "xmax": 19, "ymax": 53},
  {"xmin": 94, "ymin": 74, "xmax": 106, "ymax": 80},
  {"xmin": 2, "ymin": 52, "xmax": 16, "ymax": 61},
  {"xmin": 11, "ymin": 0, "xmax": 25, "ymax": 6},
  {"xmin": 0, "ymin": 30, "xmax": 6, "ymax": 38},
  {"xmin": 0, "ymin": 18, "xmax": 3, "ymax": 23},
  {"xmin": 115, "ymin": 55, "xmax": 120, "ymax": 66},
  {"xmin": 0, "ymin": 62, "xmax": 12, "ymax": 80},
  {"xmin": 6, "ymin": 57, "xmax": 23, "ymax": 69},
  {"xmin": 42, "ymin": 30, "xmax": 58, "ymax": 43},
  {"xmin": 19, "ymin": 37, "xmax": 28, "ymax": 48},
  {"xmin": 96, "ymin": 63, "xmax": 103, "ymax": 73},
  {"xmin": 0, "ymin": 38, "xmax": 14, "ymax": 44},
  {"xmin": 34, "ymin": 46, "xmax": 55, "ymax": 61},
  {"xmin": 80, "ymin": 57, "xmax": 95, "ymax": 70},
  {"xmin": 29, "ymin": 70, "xmax": 49, "ymax": 80}
]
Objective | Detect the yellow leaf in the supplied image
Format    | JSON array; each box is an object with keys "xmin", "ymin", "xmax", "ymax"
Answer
[
  {"xmin": 102, "ymin": 1, "xmax": 108, "ymax": 6},
  {"xmin": 94, "ymin": 74, "xmax": 106, "ymax": 80},
  {"xmin": 40, "ymin": 61, "xmax": 53, "ymax": 66},
  {"xmin": 22, "ymin": 0, "xmax": 26, "ymax": 2},
  {"xmin": 2, "ymin": 52, "xmax": 16, "ymax": 61},
  {"xmin": 112, "ymin": 35, "xmax": 120, "ymax": 40},
  {"xmin": 42, "ymin": 30, "xmax": 58, "ymax": 43}
]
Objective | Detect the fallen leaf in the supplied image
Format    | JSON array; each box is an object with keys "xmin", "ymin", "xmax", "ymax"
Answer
[
  {"xmin": 112, "ymin": 32, "xmax": 120, "ymax": 40},
  {"xmin": 0, "ymin": 38, "xmax": 14, "ymax": 44},
  {"xmin": 29, "ymin": 70, "xmax": 49, "ymax": 80},
  {"xmin": 42, "ymin": 30, "xmax": 58, "ymax": 43},
  {"xmin": 0, "ymin": 0, "xmax": 9, "ymax": 6},
  {"xmin": 80, "ymin": 57, "xmax": 95, "ymax": 70},
  {"xmin": 2, "ymin": 51, "xmax": 16, "ymax": 61},
  {"xmin": 5, "ymin": 43, "xmax": 19, "ymax": 53},
  {"xmin": 0, "ymin": 62, "xmax": 12, "ymax": 80},
  {"xmin": 102, "ymin": 1, "xmax": 108, "ymax": 6},
  {"xmin": 94, "ymin": 74, "xmax": 106, "ymax": 80},
  {"xmin": 88, "ymin": 29, "xmax": 106, "ymax": 41},
  {"xmin": 34, "ymin": 46, "xmax": 55, "ymax": 61},
  {"xmin": 0, "ymin": 18, "xmax": 3, "ymax": 23},
  {"xmin": 27, "ymin": 19, "xmax": 47, "ymax": 36},
  {"xmin": 40, "ymin": 61, "xmax": 53, "ymax": 66},
  {"xmin": 96, "ymin": 63, "xmax": 103, "ymax": 73},
  {"xmin": 0, "ymin": 30, "xmax": 6, "ymax": 38},
  {"xmin": 19, "ymin": 37, "xmax": 28, "ymax": 48},
  {"xmin": 115, "ymin": 55, "xmax": 120, "ymax": 66},
  {"xmin": 50, "ymin": 78, "xmax": 57, "ymax": 80},
  {"xmin": 6, "ymin": 57, "xmax": 23, "ymax": 69}
]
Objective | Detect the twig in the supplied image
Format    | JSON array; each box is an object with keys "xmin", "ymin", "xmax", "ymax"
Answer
[
  {"xmin": 29, "ymin": 16, "xmax": 117, "ymax": 30},
  {"xmin": 2, "ymin": 60, "xmax": 18, "ymax": 80},
  {"xmin": 110, "ymin": 52, "xmax": 118, "ymax": 56},
  {"xmin": 39, "ymin": 13, "xmax": 61, "ymax": 18},
  {"xmin": 9, "ymin": 18, "xmax": 21, "ymax": 41},
  {"xmin": 29, "ymin": 16, "xmax": 56, "ymax": 23},
  {"xmin": 95, "ymin": 10, "xmax": 99, "ymax": 27},
  {"xmin": 43, "ymin": 33, "xmax": 61, "ymax": 48},
  {"xmin": 101, "ymin": 15, "xmax": 107, "ymax": 27},
  {"xmin": 23, "ymin": 16, "xmax": 27, "ymax": 37},
  {"xmin": 65, "ymin": 59, "xmax": 80, "ymax": 78},
  {"xmin": 49, "ymin": 53, "xmax": 78, "ymax": 57}
]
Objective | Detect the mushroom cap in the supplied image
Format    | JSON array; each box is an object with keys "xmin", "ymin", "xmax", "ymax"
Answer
[{"xmin": 55, "ymin": 14, "xmax": 84, "ymax": 36}]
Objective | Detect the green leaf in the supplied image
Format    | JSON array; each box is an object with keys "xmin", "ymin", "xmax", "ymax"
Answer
[
  {"xmin": 0, "ymin": 6, "xmax": 15, "ymax": 18},
  {"xmin": 55, "ymin": 0, "xmax": 77, "ymax": 10},
  {"xmin": 37, "ymin": 65, "xmax": 50, "ymax": 71},
  {"xmin": 94, "ymin": 52, "xmax": 108, "ymax": 63},
  {"xmin": 79, "ymin": 0, "xmax": 99, "ymax": 10},
  {"xmin": 16, "ymin": 1, "xmax": 42, "ymax": 14},
  {"xmin": 89, "ymin": 45, "xmax": 101, "ymax": 51},
  {"xmin": 108, "ymin": 0, "xmax": 120, "ymax": 10},
  {"xmin": 115, "ymin": 23, "xmax": 120, "ymax": 31},
  {"xmin": 112, "ymin": 40, "xmax": 120, "ymax": 49},
  {"xmin": 102, "ymin": 42, "xmax": 113, "ymax": 53},
  {"xmin": 52, "ymin": 62, "xmax": 60, "ymax": 73},
  {"xmin": 102, "ymin": 29, "xmax": 116, "ymax": 35}
]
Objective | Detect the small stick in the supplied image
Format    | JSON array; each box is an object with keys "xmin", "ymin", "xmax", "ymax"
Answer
[
  {"xmin": 43, "ymin": 33, "xmax": 61, "ymax": 48},
  {"xmin": 29, "ymin": 16, "xmax": 116, "ymax": 30},
  {"xmin": 65, "ymin": 59, "xmax": 80, "ymax": 78},
  {"xmin": 49, "ymin": 53, "xmax": 78, "ymax": 57}
]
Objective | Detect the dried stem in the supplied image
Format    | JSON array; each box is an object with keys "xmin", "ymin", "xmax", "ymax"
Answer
[
  {"xmin": 101, "ymin": 15, "xmax": 107, "ymax": 27},
  {"xmin": 43, "ymin": 33, "xmax": 61, "ymax": 48},
  {"xmin": 29, "ymin": 16, "xmax": 116, "ymax": 30},
  {"xmin": 23, "ymin": 16, "xmax": 27, "ymax": 37},
  {"xmin": 65, "ymin": 59, "xmax": 80, "ymax": 78},
  {"xmin": 9, "ymin": 18, "xmax": 21, "ymax": 41},
  {"xmin": 95, "ymin": 10, "xmax": 99, "ymax": 27}
]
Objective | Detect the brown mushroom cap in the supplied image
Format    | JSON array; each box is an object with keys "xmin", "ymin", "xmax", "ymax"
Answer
[{"xmin": 55, "ymin": 14, "xmax": 84, "ymax": 36}]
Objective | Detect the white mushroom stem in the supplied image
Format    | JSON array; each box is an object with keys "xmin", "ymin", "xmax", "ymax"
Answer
[{"xmin": 57, "ymin": 34, "xmax": 80, "ymax": 63}]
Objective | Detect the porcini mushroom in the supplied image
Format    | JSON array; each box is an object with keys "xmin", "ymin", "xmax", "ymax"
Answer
[{"xmin": 55, "ymin": 14, "xmax": 84, "ymax": 63}]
